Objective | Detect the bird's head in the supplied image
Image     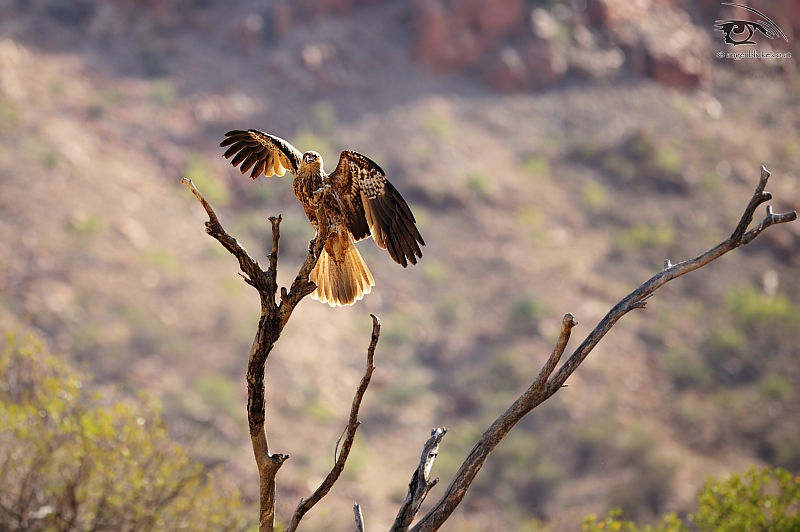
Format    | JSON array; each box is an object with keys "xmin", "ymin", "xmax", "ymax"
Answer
[{"xmin": 301, "ymin": 151, "xmax": 323, "ymax": 171}]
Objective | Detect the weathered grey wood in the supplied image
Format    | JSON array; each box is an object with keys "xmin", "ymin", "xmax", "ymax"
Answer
[{"xmin": 354, "ymin": 503, "xmax": 366, "ymax": 532}]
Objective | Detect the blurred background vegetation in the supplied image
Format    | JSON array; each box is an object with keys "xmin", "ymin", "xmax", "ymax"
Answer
[
  {"xmin": 0, "ymin": 0, "xmax": 798, "ymax": 530},
  {"xmin": 0, "ymin": 327, "xmax": 248, "ymax": 531}
]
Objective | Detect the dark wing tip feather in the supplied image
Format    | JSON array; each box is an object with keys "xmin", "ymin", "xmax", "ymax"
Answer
[
  {"xmin": 218, "ymin": 129, "xmax": 301, "ymax": 178},
  {"xmin": 251, "ymin": 159, "xmax": 266, "ymax": 180},
  {"xmin": 367, "ymin": 180, "xmax": 424, "ymax": 267},
  {"xmin": 328, "ymin": 149, "xmax": 424, "ymax": 267},
  {"xmin": 384, "ymin": 182, "xmax": 424, "ymax": 264},
  {"xmin": 219, "ymin": 130, "xmax": 248, "ymax": 147}
]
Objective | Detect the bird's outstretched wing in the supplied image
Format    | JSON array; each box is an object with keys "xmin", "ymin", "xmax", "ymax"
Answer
[
  {"xmin": 328, "ymin": 151, "xmax": 425, "ymax": 267},
  {"xmin": 219, "ymin": 130, "xmax": 303, "ymax": 179}
]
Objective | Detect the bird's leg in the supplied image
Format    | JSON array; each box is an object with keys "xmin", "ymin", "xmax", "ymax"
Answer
[{"xmin": 308, "ymin": 218, "xmax": 321, "ymax": 255}]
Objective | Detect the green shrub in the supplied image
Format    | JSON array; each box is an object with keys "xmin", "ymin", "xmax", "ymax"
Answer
[
  {"xmin": 573, "ymin": 138, "xmax": 602, "ymax": 162},
  {"xmin": 583, "ymin": 467, "xmax": 800, "ymax": 532},
  {"xmin": 702, "ymin": 172, "xmax": 722, "ymax": 192},
  {"xmin": 623, "ymin": 131, "xmax": 656, "ymax": 161},
  {"xmin": 466, "ymin": 172, "xmax": 492, "ymax": 199},
  {"xmin": 311, "ymin": 100, "xmax": 337, "ymax": 135},
  {"xmin": 654, "ymin": 147, "xmax": 682, "ymax": 174},
  {"xmin": 758, "ymin": 374, "xmax": 792, "ymax": 401},
  {"xmin": 422, "ymin": 260, "xmax": 446, "ymax": 284},
  {"xmin": 0, "ymin": 327, "xmax": 249, "ymax": 531},
  {"xmin": 148, "ymin": 79, "xmax": 175, "ymax": 106},
  {"xmin": 693, "ymin": 467, "xmax": 800, "ymax": 531},
  {"xmin": 523, "ymin": 155, "xmax": 551, "ymax": 179},
  {"xmin": 582, "ymin": 509, "xmax": 687, "ymax": 532},
  {"xmin": 421, "ymin": 111, "xmax": 453, "ymax": 139},
  {"xmin": 582, "ymin": 181, "xmax": 610, "ymax": 211},
  {"xmin": 139, "ymin": 248, "xmax": 180, "ymax": 272},
  {"xmin": 378, "ymin": 380, "xmax": 428, "ymax": 406},
  {"xmin": 725, "ymin": 286, "xmax": 796, "ymax": 329},
  {"xmin": 663, "ymin": 349, "xmax": 710, "ymax": 389},
  {"xmin": 601, "ymin": 153, "xmax": 637, "ymax": 181},
  {"xmin": 763, "ymin": 435, "xmax": 800, "ymax": 471},
  {"xmin": 618, "ymin": 223, "xmax": 675, "ymax": 251},
  {"xmin": 508, "ymin": 295, "xmax": 547, "ymax": 335},
  {"xmin": 0, "ymin": 97, "xmax": 20, "ymax": 131},
  {"xmin": 27, "ymin": 137, "xmax": 60, "ymax": 168},
  {"xmin": 67, "ymin": 212, "xmax": 106, "ymax": 235},
  {"xmin": 195, "ymin": 374, "xmax": 243, "ymax": 421},
  {"xmin": 705, "ymin": 326, "xmax": 746, "ymax": 355}
]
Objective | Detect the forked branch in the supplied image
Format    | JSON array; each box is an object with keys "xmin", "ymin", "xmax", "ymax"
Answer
[
  {"xmin": 390, "ymin": 428, "xmax": 447, "ymax": 532},
  {"xmin": 183, "ymin": 178, "xmax": 366, "ymax": 532},
  {"xmin": 398, "ymin": 166, "xmax": 796, "ymax": 532}
]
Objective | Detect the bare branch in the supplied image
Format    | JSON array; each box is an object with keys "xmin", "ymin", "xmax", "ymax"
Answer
[
  {"xmin": 285, "ymin": 315, "xmax": 381, "ymax": 532},
  {"xmin": 407, "ymin": 167, "xmax": 797, "ymax": 532},
  {"xmin": 532, "ymin": 313, "xmax": 578, "ymax": 393},
  {"xmin": 267, "ymin": 215, "xmax": 281, "ymax": 285},
  {"xmin": 181, "ymin": 177, "xmax": 222, "ymax": 229},
  {"xmin": 405, "ymin": 316, "xmax": 578, "ymax": 532},
  {"xmin": 740, "ymin": 204, "xmax": 797, "ymax": 246},
  {"xmin": 544, "ymin": 167, "xmax": 796, "ymax": 398},
  {"xmin": 184, "ymin": 178, "xmax": 333, "ymax": 532},
  {"xmin": 391, "ymin": 428, "xmax": 447, "ymax": 532},
  {"xmin": 354, "ymin": 503, "xmax": 366, "ymax": 532},
  {"xmin": 730, "ymin": 165, "xmax": 772, "ymax": 242},
  {"xmin": 181, "ymin": 178, "xmax": 271, "ymax": 295}
]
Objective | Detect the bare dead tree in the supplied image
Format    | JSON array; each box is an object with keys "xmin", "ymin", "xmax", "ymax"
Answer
[
  {"xmin": 182, "ymin": 178, "xmax": 378, "ymax": 532},
  {"xmin": 183, "ymin": 166, "xmax": 796, "ymax": 532}
]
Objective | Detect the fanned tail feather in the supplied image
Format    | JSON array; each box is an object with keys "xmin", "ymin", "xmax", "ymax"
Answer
[{"xmin": 310, "ymin": 233, "xmax": 375, "ymax": 307}]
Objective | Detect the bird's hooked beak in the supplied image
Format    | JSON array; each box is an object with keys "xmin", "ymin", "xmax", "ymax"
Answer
[{"xmin": 304, "ymin": 152, "xmax": 317, "ymax": 164}]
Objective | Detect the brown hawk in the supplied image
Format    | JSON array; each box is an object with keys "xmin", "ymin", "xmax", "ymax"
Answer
[{"xmin": 220, "ymin": 129, "xmax": 425, "ymax": 307}]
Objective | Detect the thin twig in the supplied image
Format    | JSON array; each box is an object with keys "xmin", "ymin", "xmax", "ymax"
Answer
[
  {"xmin": 531, "ymin": 313, "xmax": 578, "ymax": 394},
  {"xmin": 181, "ymin": 177, "xmax": 221, "ymax": 228},
  {"xmin": 181, "ymin": 178, "xmax": 267, "ymax": 291},
  {"xmin": 285, "ymin": 315, "xmax": 381, "ymax": 532},
  {"xmin": 544, "ymin": 168, "xmax": 797, "ymax": 397}
]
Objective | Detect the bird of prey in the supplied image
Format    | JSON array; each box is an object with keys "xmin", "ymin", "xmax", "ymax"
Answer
[{"xmin": 220, "ymin": 129, "xmax": 425, "ymax": 307}]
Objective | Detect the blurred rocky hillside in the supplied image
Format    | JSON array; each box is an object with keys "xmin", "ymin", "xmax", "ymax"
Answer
[{"xmin": 0, "ymin": 1, "xmax": 799, "ymax": 530}]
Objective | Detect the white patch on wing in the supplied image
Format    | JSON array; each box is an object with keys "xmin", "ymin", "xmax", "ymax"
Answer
[{"xmin": 361, "ymin": 171, "xmax": 385, "ymax": 200}]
